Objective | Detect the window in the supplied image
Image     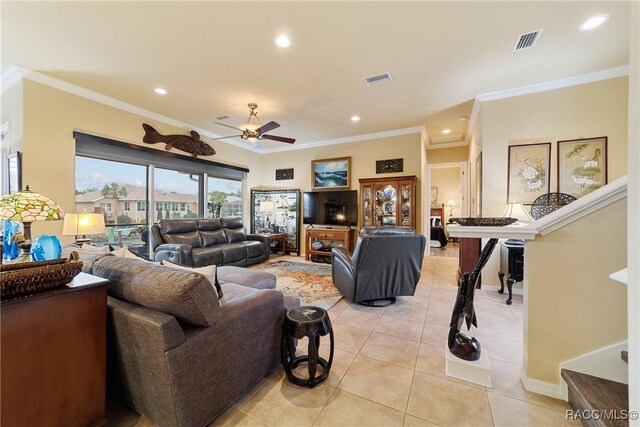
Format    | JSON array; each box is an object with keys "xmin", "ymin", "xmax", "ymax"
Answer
[
  {"xmin": 124, "ymin": 201, "xmax": 130, "ymax": 211},
  {"xmin": 137, "ymin": 201, "xmax": 146, "ymax": 211},
  {"xmin": 207, "ymin": 176, "xmax": 243, "ymax": 218},
  {"xmin": 154, "ymin": 168, "xmax": 199, "ymax": 221},
  {"xmin": 180, "ymin": 203, "xmax": 186, "ymax": 211},
  {"xmin": 100, "ymin": 202, "xmax": 112, "ymax": 212}
]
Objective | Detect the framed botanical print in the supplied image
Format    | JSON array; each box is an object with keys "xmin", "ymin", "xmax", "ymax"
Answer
[
  {"xmin": 311, "ymin": 157, "xmax": 351, "ymax": 190},
  {"xmin": 430, "ymin": 186, "xmax": 438, "ymax": 207},
  {"xmin": 507, "ymin": 143, "xmax": 551, "ymax": 204},
  {"xmin": 557, "ymin": 136, "xmax": 607, "ymax": 198}
]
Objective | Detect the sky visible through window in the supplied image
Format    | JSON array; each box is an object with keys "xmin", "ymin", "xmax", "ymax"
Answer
[{"xmin": 75, "ymin": 157, "xmax": 241, "ymax": 194}]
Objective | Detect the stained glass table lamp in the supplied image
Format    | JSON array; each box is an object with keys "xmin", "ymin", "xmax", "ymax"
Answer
[{"xmin": 0, "ymin": 185, "xmax": 65, "ymax": 241}]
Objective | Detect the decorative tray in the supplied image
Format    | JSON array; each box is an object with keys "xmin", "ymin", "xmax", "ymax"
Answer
[{"xmin": 452, "ymin": 217, "xmax": 518, "ymax": 227}]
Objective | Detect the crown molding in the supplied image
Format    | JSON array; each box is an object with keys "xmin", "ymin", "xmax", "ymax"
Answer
[
  {"xmin": 465, "ymin": 64, "xmax": 629, "ymax": 144},
  {"xmin": 13, "ymin": 66, "xmax": 261, "ymax": 153},
  {"xmin": 256, "ymin": 125, "xmax": 424, "ymax": 154},
  {"xmin": 1, "ymin": 66, "xmax": 23, "ymax": 93}
]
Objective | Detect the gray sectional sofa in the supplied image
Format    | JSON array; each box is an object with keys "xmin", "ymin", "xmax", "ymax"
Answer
[
  {"xmin": 150, "ymin": 217, "xmax": 270, "ymax": 267},
  {"xmin": 95, "ymin": 256, "xmax": 299, "ymax": 427}
]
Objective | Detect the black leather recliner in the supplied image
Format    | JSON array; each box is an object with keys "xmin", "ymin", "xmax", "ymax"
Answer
[
  {"xmin": 150, "ymin": 217, "xmax": 270, "ymax": 267},
  {"xmin": 331, "ymin": 227, "xmax": 426, "ymax": 306}
]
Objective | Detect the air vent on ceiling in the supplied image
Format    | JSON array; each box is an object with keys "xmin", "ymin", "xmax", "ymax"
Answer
[
  {"xmin": 513, "ymin": 29, "xmax": 543, "ymax": 52},
  {"xmin": 215, "ymin": 115, "xmax": 231, "ymax": 120},
  {"xmin": 363, "ymin": 72, "xmax": 392, "ymax": 87}
]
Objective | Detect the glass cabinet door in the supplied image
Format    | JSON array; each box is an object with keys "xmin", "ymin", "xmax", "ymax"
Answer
[
  {"xmin": 399, "ymin": 181, "xmax": 413, "ymax": 227},
  {"xmin": 361, "ymin": 185, "xmax": 373, "ymax": 227},
  {"xmin": 374, "ymin": 183, "xmax": 398, "ymax": 226}
]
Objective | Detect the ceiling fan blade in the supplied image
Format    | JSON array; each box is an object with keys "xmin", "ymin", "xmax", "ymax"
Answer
[
  {"xmin": 211, "ymin": 135, "xmax": 243, "ymax": 140},
  {"xmin": 256, "ymin": 121, "xmax": 280, "ymax": 135},
  {"xmin": 213, "ymin": 122, "xmax": 244, "ymax": 132},
  {"xmin": 261, "ymin": 134, "xmax": 296, "ymax": 144}
]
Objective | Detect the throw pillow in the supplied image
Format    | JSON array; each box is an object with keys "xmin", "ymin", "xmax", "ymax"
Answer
[
  {"xmin": 111, "ymin": 246, "xmax": 143, "ymax": 259},
  {"xmin": 162, "ymin": 261, "xmax": 223, "ymax": 300}
]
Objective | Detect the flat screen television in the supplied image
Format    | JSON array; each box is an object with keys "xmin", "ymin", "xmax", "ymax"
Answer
[{"xmin": 303, "ymin": 190, "xmax": 358, "ymax": 226}]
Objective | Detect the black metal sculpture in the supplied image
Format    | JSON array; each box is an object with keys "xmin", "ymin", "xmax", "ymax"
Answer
[{"xmin": 448, "ymin": 238, "xmax": 499, "ymax": 361}]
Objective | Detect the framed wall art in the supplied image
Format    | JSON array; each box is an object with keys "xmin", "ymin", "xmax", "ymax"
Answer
[
  {"xmin": 275, "ymin": 168, "xmax": 294, "ymax": 181},
  {"xmin": 557, "ymin": 136, "xmax": 607, "ymax": 198},
  {"xmin": 8, "ymin": 151, "xmax": 21, "ymax": 194},
  {"xmin": 311, "ymin": 157, "xmax": 351, "ymax": 190},
  {"xmin": 376, "ymin": 158, "xmax": 403, "ymax": 174},
  {"xmin": 430, "ymin": 186, "xmax": 439, "ymax": 207},
  {"xmin": 507, "ymin": 143, "xmax": 551, "ymax": 204}
]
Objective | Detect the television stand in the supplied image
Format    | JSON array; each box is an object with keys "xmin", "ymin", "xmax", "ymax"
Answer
[{"xmin": 305, "ymin": 228, "xmax": 354, "ymax": 263}]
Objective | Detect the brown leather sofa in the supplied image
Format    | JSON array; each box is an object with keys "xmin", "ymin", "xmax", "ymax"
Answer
[{"xmin": 150, "ymin": 217, "xmax": 269, "ymax": 267}]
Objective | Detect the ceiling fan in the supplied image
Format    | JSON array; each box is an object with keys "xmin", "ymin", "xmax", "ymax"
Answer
[{"xmin": 213, "ymin": 103, "xmax": 295, "ymax": 148}]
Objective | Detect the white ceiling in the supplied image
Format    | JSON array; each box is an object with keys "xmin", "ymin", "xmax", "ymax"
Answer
[{"xmin": 1, "ymin": 1, "xmax": 631, "ymax": 150}]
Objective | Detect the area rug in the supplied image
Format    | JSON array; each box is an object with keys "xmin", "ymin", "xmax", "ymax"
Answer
[{"xmin": 251, "ymin": 260, "xmax": 342, "ymax": 310}]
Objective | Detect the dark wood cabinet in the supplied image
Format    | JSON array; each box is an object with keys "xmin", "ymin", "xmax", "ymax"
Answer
[
  {"xmin": 498, "ymin": 241, "xmax": 524, "ymax": 305},
  {"xmin": 1, "ymin": 273, "xmax": 109, "ymax": 427},
  {"xmin": 458, "ymin": 237, "xmax": 481, "ymax": 287}
]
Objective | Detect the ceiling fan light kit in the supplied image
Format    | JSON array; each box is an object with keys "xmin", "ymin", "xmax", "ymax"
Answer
[{"xmin": 213, "ymin": 103, "xmax": 296, "ymax": 147}]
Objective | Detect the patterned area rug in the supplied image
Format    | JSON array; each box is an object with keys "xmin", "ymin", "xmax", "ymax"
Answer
[{"xmin": 251, "ymin": 260, "xmax": 342, "ymax": 310}]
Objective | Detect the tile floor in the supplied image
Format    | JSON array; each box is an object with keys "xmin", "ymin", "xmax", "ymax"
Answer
[{"xmin": 109, "ymin": 254, "xmax": 577, "ymax": 427}]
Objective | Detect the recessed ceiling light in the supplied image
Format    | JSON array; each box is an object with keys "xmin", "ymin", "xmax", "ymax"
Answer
[
  {"xmin": 275, "ymin": 35, "xmax": 291, "ymax": 48},
  {"xmin": 579, "ymin": 14, "xmax": 609, "ymax": 31},
  {"xmin": 457, "ymin": 116, "xmax": 468, "ymax": 122},
  {"xmin": 351, "ymin": 115, "xmax": 361, "ymax": 122},
  {"xmin": 442, "ymin": 129, "xmax": 451, "ymax": 134},
  {"xmin": 154, "ymin": 88, "xmax": 167, "ymax": 95}
]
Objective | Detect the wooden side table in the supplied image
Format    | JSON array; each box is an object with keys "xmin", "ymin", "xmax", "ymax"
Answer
[
  {"xmin": 1, "ymin": 273, "xmax": 109, "ymax": 427},
  {"xmin": 498, "ymin": 240, "xmax": 525, "ymax": 305},
  {"xmin": 259, "ymin": 233, "xmax": 288, "ymax": 256}
]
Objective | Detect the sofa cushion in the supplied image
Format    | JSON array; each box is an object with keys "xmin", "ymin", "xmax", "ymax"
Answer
[
  {"xmin": 197, "ymin": 219, "xmax": 227, "ymax": 247},
  {"xmin": 192, "ymin": 247, "xmax": 223, "ymax": 267},
  {"xmin": 160, "ymin": 220, "xmax": 201, "ymax": 248},
  {"xmin": 221, "ymin": 217, "xmax": 247, "ymax": 243},
  {"xmin": 94, "ymin": 256, "xmax": 219, "ymax": 326},
  {"xmin": 162, "ymin": 260, "xmax": 223, "ymax": 299},
  {"xmin": 239, "ymin": 240, "xmax": 266, "ymax": 258},
  {"xmin": 217, "ymin": 243, "xmax": 246, "ymax": 264},
  {"xmin": 219, "ymin": 282, "xmax": 258, "ymax": 304},
  {"xmin": 217, "ymin": 266, "xmax": 276, "ymax": 290}
]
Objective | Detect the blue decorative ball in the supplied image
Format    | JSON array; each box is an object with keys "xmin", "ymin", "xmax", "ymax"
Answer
[{"xmin": 30, "ymin": 235, "xmax": 62, "ymax": 261}]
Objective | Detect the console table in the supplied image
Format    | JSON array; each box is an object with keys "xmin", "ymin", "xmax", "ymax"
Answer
[
  {"xmin": 498, "ymin": 240, "xmax": 525, "ymax": 305},
  {"xmin": 305, "ymin": 228, "xmax": 354, "ymax": 263},
  {"xmin": 1, "ymin": 273, "xmax": 109, "ymax": 427}
]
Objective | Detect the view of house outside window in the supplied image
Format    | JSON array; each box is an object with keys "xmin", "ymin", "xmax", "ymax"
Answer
[{"xmin": 207, "ymin": 176, "xmax": 243, "ymax": 218}]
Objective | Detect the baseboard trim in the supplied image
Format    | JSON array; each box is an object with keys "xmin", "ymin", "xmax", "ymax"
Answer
[
  {"xmin": 480, "ymin": 284, "xmax": 524, "ymax": 296},
  {"xmin": 520, "ymin": 370, "xmax": 564, "ymax": 400}
]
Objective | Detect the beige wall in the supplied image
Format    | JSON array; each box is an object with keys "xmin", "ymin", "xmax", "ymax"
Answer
[
  {"xmin": 259, "ymin": 133, "xmax": 424, "ymax": 253},
  {"xmin": 427, "ymin": 146, "xmax": 468, "ymax": 164},
  {"xmin": 476, "ymin": 77, "xmax": 629, "ymax": 284},
  {"xmin": 21, "ymin": 80, "xmax": 262, "ymax": 240},
  {"xmin": 430, "ymin": 167, "xmax": 461, "ymax": 223},
  {"xmin": 524, "ymin": 199, "xmax": 628, "ymax": 384},
  {"xmin": 1, "ymin": 80, "xmax": 24, "ymax": 154}
]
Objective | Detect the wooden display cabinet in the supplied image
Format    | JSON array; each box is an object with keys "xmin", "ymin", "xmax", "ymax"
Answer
[
  {"xmin": 359, "ymin": 176, "xmax": 417, "ymax": 228},
  {"xmin": 305, "ymin": 228, "xmax": 354, "ymax": 263}
]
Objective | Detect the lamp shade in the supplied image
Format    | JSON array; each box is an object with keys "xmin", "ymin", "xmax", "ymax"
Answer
[
  {"xmin": 446, "ymin": 199, "xmax": 457, "ymax": 207},
  {"xmin": 62, "ymin": 213, "xmax": 106, "ymax": 236},
  {"xmin": 0, "ymin": 186, "xmax": 64, "ymax": 223},
  {"xmin": 259, "ymin": 201, "xmax": 275, "ymax": 212},
  {"xmin": 503, "ymin": 202, "xmax": 533, "ymax": 223}
]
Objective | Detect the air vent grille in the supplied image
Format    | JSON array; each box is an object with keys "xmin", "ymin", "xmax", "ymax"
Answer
[
  {"xmin": 215, "ymin": 115, "xmax": 231, "ymax": 120},
  {"xmin": 363, "ymin": 72, "xmax": 392, "ymax": 87},
  {"xmin": 513, "ymin": 29, "xmax": 543, "ymax": 51}
]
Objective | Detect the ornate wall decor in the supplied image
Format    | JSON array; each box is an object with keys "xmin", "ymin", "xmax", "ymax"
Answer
[
  {"xmin": 250, "ymin": 189, "xmax": 300, "ymax": 255},
  {"xmin": 275, "ymin": 168, "xmax": 294, "ymax": 181},
  {"xmin": 376, "ymin": 158, "xmax": 403, "ymax": 174},
  {"xmin": 142, "ymin": 124, "xmax": 216, "ymax": 158}
]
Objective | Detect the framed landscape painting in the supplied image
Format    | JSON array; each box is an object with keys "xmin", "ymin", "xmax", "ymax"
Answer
[
  {"xmin": 507, "ymin": 143, "xmax": 551, "ymax": 204},
  {"xmin": 311, "ymin": 157, "xmax": 351, "ymax": 190},
  {"xmin": 558, "ymin": 136, "xmax": 607, "ymax": 198}
]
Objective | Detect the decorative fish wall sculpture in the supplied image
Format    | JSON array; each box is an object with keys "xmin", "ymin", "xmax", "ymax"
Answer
[{"xmin": 142, "ymin": 124, "xmax": 216, "ymax": 158}]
